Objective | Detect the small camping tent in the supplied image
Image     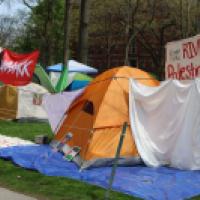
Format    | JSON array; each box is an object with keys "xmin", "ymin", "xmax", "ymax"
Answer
[
  {"xmin": 66, "ymin": 73, "xmax": 93, "ymax": 91},
  {"xmin": 0, "ymin": 83, "xmax": 48, "ymax": 120},
  {"xmin": 53, "ymin": 66, "xmax": 159, "ymax": 169},
  {"xmin": 47, "ymin": 60, "xmax": 98, "ymax": 87}
]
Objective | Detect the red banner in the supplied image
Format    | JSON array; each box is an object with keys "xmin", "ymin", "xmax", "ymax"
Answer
[{"xmin": 0, "ymin": 49, "xmax": 39, "ymax": 86}]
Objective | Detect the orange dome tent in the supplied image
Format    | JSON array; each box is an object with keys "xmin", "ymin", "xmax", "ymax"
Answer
[{"xmin": 54, "ymin": 66, "xmax": 159, "ymax": 169}]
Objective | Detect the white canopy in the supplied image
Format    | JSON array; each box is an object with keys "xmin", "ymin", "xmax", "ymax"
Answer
[{"xmin": 47, "ymin": 60, "xmax": 98, "ymax": 74}]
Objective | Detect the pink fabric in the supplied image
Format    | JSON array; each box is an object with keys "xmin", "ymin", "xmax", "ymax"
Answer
[{"xmin": 43, "ymin": 89, "xmax": 84, "ymax": 133}]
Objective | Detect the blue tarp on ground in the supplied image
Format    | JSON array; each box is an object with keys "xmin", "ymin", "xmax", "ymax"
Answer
[{"xmin": 0, "ymin": 145, "xmax": 200, "ymax": 200}]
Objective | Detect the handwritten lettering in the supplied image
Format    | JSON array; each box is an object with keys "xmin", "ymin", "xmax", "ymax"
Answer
[
  {"xmin": 169, "ymin": 49, "xmax": 181, "ymax": 61},
  {"xmin": 167, "ymin": 63, "xmax": 200, "ymax": 80},
  {"xmin": 0, "ymin": 60, "xmax": 32, "ymax": 77},
  {"xmin": 182, "ymin": 38, "xmax": 200, "ymax": 59}
]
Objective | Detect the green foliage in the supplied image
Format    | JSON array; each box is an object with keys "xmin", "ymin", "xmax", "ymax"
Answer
[{"xmin": 11, "ymin": 0, "xmax": 200, "ymax": 78}]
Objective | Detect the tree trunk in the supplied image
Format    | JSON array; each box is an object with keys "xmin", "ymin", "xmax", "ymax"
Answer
[
  {"xmin": 47, "ymin": 0, "xmax": 54, "ymax": 65},
  {"xmin": 63, "ymin": 0, "xmax": 72, "ymax": 70},
  {"xmin": 78, "ymin": 0, "xmax": 90, "ymax": 64},
  {"xmin": 186, "ymin": 0, "xmax": 191, "ymax": 37},
  {"xmin": 105, "ymin": 13, "xmax": 112, "ymax": 68},
  {"xmin": 179, "ymin": 0, "xmax": 183, "ymax": 37},
  {"xmin": 45, "ymin": 0, "xmax": 54, "ymax": 66},
  {"xmin": 196, "ymin": 0, "xmax": 200, "ymax": 32}
]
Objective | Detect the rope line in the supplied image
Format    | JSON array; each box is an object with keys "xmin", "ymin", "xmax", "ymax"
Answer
[
  {"xmin": 62, "ymin": 124, "xmax": 92, "ymax": 131},
  {"xmin": 85, "ymin": 76, "xmax": 155, "ymax": 87},
  {"xmin": 0, "ymin": 85, "xmax": 47, "ymax": 95}
]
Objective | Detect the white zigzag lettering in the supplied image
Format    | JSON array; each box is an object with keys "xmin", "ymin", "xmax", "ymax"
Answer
[{"xmin": 0, "ymin": 60, "xmax": 32, "ymax": 77}]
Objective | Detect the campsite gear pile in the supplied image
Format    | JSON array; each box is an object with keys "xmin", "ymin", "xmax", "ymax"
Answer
[
  {"xmin": 1, "ymin": 35, "xmax": 200, "ymax": 199},
  {"xmin": 50, "ymin": 132, "xmax": 81, "ymax": 162},
  {"xmin": 35, "ymin": 135, "xmax": 48, "ymax": 144}
]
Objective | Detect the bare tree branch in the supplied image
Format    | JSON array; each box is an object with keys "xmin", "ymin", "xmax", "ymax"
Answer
[
  {"xmin": 22, "ymin": 0, "xmax": 40, "ymax": 9},
  {"xmin": 124, "ymin": 0, "xmax": 157, "ymax": 65},
  {"xmin": 22, "ymin": 0, "xmax": 34, "ymax": 9}
]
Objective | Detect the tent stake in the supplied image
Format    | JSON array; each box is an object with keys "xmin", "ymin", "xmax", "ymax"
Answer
[{"xmin": 105, "ymin": 122, "xmax": 128, "ymax": 200}]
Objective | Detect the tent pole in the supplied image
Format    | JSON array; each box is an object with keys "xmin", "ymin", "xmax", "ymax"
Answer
[{"xmin": 105, "ymin": 122, "xmax": 128, "ymax": 200}]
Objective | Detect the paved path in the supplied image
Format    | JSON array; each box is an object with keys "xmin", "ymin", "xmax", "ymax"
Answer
[{"xmin": 0, "ymin": 187, "xmax": 37, "ymax": 200}]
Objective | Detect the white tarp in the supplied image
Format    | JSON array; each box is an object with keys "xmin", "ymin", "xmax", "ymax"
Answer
[
  {"xmin": 43, "ymin": 88, "xmax": 84, "ymax": 133},
  {"xmin": 129, "ymin": 79, "xmax": 200, "ymax": 170},
  {"xmin": 17, "ymin": 83, "xmax": 48, "ymax": 119},
  {"xmin": 0, "ymin": 134, "xmax": 34, "ymax": 148}
]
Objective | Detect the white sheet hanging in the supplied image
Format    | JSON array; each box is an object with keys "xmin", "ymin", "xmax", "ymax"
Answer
[
  {"xmin": 129, "ymin": 79, "xmax": 200, "ymax": 170},
  {"xmin": 43, "ymin": 88, "xmax": 84, "ymax": 133}
]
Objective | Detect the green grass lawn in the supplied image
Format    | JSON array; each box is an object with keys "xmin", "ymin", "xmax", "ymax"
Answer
[{"xmin": 0, "ymin": 120, "xmax": 139, "ymax": 200}]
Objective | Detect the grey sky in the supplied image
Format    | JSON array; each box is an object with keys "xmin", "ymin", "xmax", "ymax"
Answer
[{"xmin": 0, "ymin": 0, "xmax": 27, "ymax": 16}]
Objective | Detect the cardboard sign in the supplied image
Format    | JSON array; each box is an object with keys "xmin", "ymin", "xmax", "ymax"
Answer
[
  {"xmin": 165, "ymin": 34, "xmax": 200, "ymax": 80},
  {"xmin": 0, "ymin": 49, "xmax": 39, "ymax": 85}
]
